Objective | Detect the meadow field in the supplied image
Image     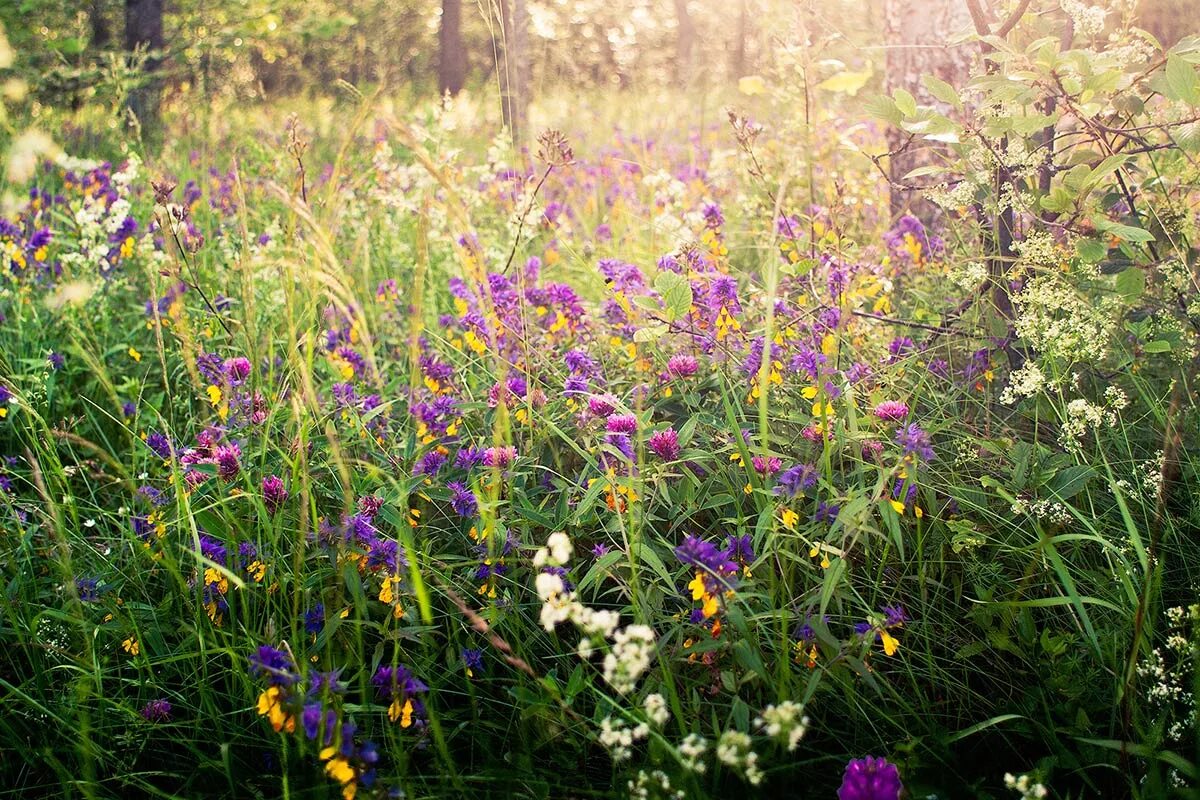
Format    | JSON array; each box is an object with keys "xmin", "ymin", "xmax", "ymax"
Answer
[{"xmin": 1, "ymin": 1, "xmax": 1199, "ymax": 798}]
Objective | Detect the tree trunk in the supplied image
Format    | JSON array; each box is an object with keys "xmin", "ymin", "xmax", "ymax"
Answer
[
  {"xmin": 498, "ymin": 0, "xmax": 529, "ymax": 144},
  {"xmin": 124, "ymin": 0, "xmax": 164, "ymax": 136},
  {"xmin": 674, "ymin": 0, "xmax": 695, "ymax": 87},
  {"xmin": 91, "ymin": 0, "xmax": 111, "ymax": 49},
  {"xmin": 730, "ymin": 0, "xmax": 748, "ymax": 79},
  {"xmin": 883, "ymin": 0, "xmax": 973, "ymax": 224},
  {"xmin": 439, "ymin": 0, "xmax": 467, "ymax": 96}
]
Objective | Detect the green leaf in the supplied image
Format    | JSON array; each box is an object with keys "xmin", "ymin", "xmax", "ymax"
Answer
[
  {"xmin": 817, "ymin": 68, "xmax": 873, "ymax": 96},
  {"xmin": 1165, "ymin": 53, "xmax": 1200, "ymax": 105},
  {"xmin": 1047, "ymin": 465, "xmax": 1095, "ymax": 501},
  {"xmin": 1115, "ymin": 267, "xmax": 1145, "ymax": 301},
  {"xmin": 1075, "ymin": 238, "xmax": 1107, "ymax": 263},
  {"xmin": 654, "ymin": 271, "xmax": 693, "ymax": 322},
  {"xmin": 864, "ymin": 94, "xmax": 902, "ymax": 125},
  {"xmin": 633, "ymin": 323, "xmax": 667, "ymax": 342},
  {"xmin": 1143, "ymin": 340, "xmax": 1172, "ymax": 353},
  {"xmin": 893, "ymin": 88, "xmax": 917, "ymax": 117},
  {"xmin": 1093, "ymin": 217, "xmax": 1155, "ymax": 243},
  {"xmin": 922, "ymin": 74, "xmax": 961, "ymax": 108}
]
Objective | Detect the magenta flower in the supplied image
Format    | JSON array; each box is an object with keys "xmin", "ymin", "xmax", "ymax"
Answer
[
  {"xmin": 483, "ymin": 446, "xmax": 517, "ymax": 469},
  {"xmin": 872, "ymin": 400, "xmax": 909, "ymax": 422},
  {"xmin": 588, "ymin": 394, "xmax": 618, "ymax": 417},
  {"xmin": 223, "ymin": 356, "xmax": 252, "ymax": 384},
  {"xmin": 667, "ymin": 354, "xmax": 699, "ymax": 378},
  {"xmin": 606, "ymin": 414, "xmax": 638, "ymax": 434},
  {"xmin": 647, "ymin": 429, "xmax": 680, "ymax": 461},
  {"xmin": 837, "ymin": 756, "xmax": 903, "ymax": 800},
  {"xmin": 214, "ymin": 443, "xmax": 241, "ymax": 482},
  {"xmin": 262, "ymin": 475, "xmax": 287, "ymax": 515}
]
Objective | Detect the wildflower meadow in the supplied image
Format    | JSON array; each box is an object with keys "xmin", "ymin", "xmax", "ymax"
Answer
[{"xmin": 1, "ymin": 1, "xmax": 1199, "ymax": 798}]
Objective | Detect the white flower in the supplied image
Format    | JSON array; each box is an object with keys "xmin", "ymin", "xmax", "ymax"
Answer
[
  {"xmin": 755, "ymin": 700, "xmax": 809, "ymax": 751},
  {"xmin": 603, "ymin": 624, "xmax": 656, "ymax": 694},
  {"xmin": 535, "ymin": 571, "xmax": 565, "ymax": 601},
  {"xmin": 643, "ymin": 693, "xmax": 669, "ymax": 728},
  {"xmin": 679, "ymin": 733, "xmax": 708, "ymax": 773}
]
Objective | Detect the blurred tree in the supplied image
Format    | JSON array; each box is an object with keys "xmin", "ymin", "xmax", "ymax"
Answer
[
  {"xmin": 439, "ymin": 0, "xmax": 467, "ymax": 96},
  {"xmin": 674, "ymin": 0, "xmax": 695, "ymax": 86},
  {"xmin": 730, "ymin": 0, "xmax": 747, "ymax": 78},
  {"xmin": 882, "ymin": 0, "xmax": 972, "ymax": 223},
  {"xmin": 124, "ymin": 0, "xmax": 163, "ymax": 134},
  {"xmin": 1138, "ymin": 0, "xmax": 1191, "ymax": 47},
  {"xmin": 498, "ymin": 0, "xmax": 529, "ymax": 142},
  {"xmin": 91, "ymin": 0, "xmax": 111, "ymax": 50}
]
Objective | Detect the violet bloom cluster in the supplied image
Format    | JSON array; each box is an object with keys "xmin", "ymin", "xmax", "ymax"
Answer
[{"xmin": 837, "ymin": 755, "xmax": 903, "ymax": 800}]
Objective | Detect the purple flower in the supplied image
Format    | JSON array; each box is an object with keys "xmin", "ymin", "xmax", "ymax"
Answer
[
  {"xmin": 591, "ymin": 542, "xmax": 611, "ymax": 558},
  {"xmin": 140, "ymin": 699, "xmax": 172, "ymax": 722},
  {"xmin": 304, "ymin": 604, "xmax": 325, "ymax": 635},
  {"xmin": 262, "ymin": 475, "xmax": 287, "ymax": 515},
  {"xmin": 882, "ymin": 605, "xmax": 908, "ymax": 627},
  {"xmin": 145, "ymin": 431, "xmax": 172, "ymax": 459},
  {"xmin": 723, "ymin": 534, "xmax": 754, "ymax": 564},
  {"xmin": 814, "ymin": 501, "xmax": 840, "ymax": 524},
  {"xmin": 752, "ymin": 456, "xmax": 782, "ymax": 476},
  {"xmin": 75, "ymin": 577, "xmax": 99, "ymax": 602},
  {"xmin": 647, "ymin": 428, "xmax": 680, "ymax": 461},
  {"xmin": 48, "ymin": 352, "xmax": 65, "ymax": 370},
  {"xmin": 674, "ymin": 534, "xmax": 736, "ymax": 576},
  {"xmin": 414, "ymin": 450, "xmax": 448, "ymax": 476},
  {"xmin": 837, "ymin": 756, "xmax": 903, "ymax": 800},
  {"xmin": 606, "ymin": 414, "xmax": 638, "ymax": 434},
  {"xmin": 462, "ymin": 647, "xmax": 484, "ymax": 675},
  {"xmin": 896, "ymin": 424, "xmax": 935, "ymax": 462},
  {"xmin": 774, "ymin": 463, "xmax": 818, "ymax": 498},
  {"xmin": 214, "ymin": 443, "xmax": 241, "ymax": 481},
  {"xmin": 455, "ymin": 446, "xmax": 485, "ymax": 469},
  {"xmin": 447, "ymin": 481, "xmax": 477, "ymax": 518},
  {"xmin": 249, "ymin": 645, "xmax": 299, "ymax": 687}
]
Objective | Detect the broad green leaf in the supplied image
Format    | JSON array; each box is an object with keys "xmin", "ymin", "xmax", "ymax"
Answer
[
  {"xmin": 1093, "ymin": 217, "xmax": 1155, "ymax": 243},
  {"xmin": 922, "ymin": 74, "xmax": 961, "ymax": 108},
  {"xmin": 817, "ymin": 69, "xmax": 873, "ymax": 96},
  {"xmin": 893, "ymin": 88, "xmax": 917, "ymax": 117},
  {"xmin": 1074, "ymin": 238, "xmax": 1107, "ymax": 263},
  {"xmin": 654, "ymin": 271, "xmax": 693, "ymax": 322},
  {"xmin": 1165, "ymin": 53, "xmax": 1200, "ymax": 105},
  {"xmin": 633, "ymin": 323, "xmax": 667, "ymax": 342},
  {"xmin": 1115, "ymin": 267, "xmax": 1144, "ymax": 301}
]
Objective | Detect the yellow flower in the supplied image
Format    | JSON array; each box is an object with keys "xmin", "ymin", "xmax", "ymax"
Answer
[
  {"xmin": 379, "ymin": 575, "xmax": 397, "ymax": 605},
  {"xmin": 257, "ymin": 686, "xmax": 296, "ymax": 733},
  {"xmin": 128, "ymin": 347, "xmax": 142, "ymax": 362},
  {"xmin": 738, "ymin": 75, "xmax": 766, "ymax": 95},
  {"xmin": 781, "ymin": 508, "xmax": 799, "ymax": 530},
  {"xmin": 322, "ymin": 750, "xmax": 356, "ymax": 785},
  {"xmin": 388, "ymin": 697, "xmax": 416, "ymax": 728},
  {"xmin": 809, "ymin": 544, "xmax": 831, "ymax": 569},
  {"xmin": 122, "ymin": 637, "xmax": 139, "ymax": 656},
  {"xmin": 889, "ymin": 499, "xmax": 906, "ymax": 515},
  {"xmin": 880, "ymin": 629, "xmax": 901, "ymax": 656},
  {"xmin": 688, "ymin": 572, "xmax": 706, "ymax": 602}
]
